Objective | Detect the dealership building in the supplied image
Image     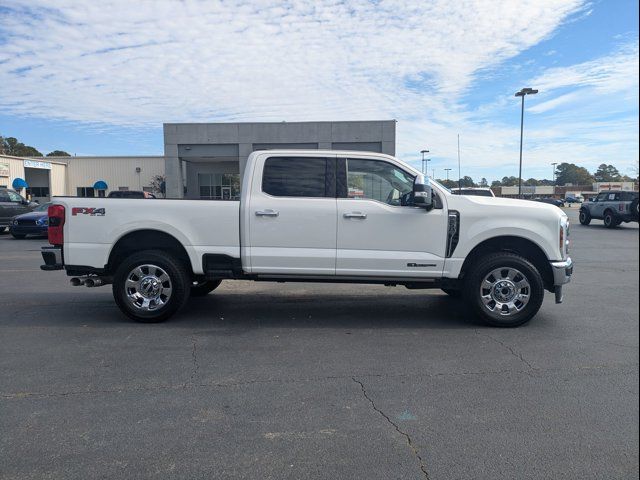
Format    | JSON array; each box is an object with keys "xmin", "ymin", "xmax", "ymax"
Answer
[{"xmin": 1, "ymin": 120, "xmax": 395, "ymax": 202}]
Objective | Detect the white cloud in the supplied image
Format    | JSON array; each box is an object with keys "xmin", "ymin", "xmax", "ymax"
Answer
[{"xmin": 1, "ymin": 0, "xmax": 637, "ymax": 180}]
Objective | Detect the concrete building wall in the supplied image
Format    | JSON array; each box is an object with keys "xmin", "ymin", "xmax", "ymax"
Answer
[
  {"xmin": 164, "ymin": 121, "xmax": 396, "ymax": 199},
  {"xmin": 0, "ymin": 155, "xmax": 67, "ymax": 200},
  {"xmin": 52, "ymin": 156, "xmax": 164, "ymax": 196}
]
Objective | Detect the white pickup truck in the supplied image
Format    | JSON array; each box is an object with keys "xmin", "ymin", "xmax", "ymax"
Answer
[{"xmin": 41, "ymin": 150, "xmax": 573, "ymax": 327}]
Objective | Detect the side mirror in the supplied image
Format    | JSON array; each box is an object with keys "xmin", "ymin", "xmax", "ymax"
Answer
[{"xmin": 412, "ymin": 174, "xmax": 433, "ymax": 210}]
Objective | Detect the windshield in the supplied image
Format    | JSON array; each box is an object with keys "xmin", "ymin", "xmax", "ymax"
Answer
[
  {"xmin": 34, "ymin": 202, "xmax": 51, "ymax": 212},
  {"xmin": 430, "ymin": 178, "xmax": 451, "ymax": 193}
]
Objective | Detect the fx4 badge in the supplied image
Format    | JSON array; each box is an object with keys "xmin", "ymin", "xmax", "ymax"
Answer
[{"xmin": 72, "ymin": 207, "xmax": 105, "ymax": 216}]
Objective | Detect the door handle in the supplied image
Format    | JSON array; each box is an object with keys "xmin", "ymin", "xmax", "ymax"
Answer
[
  {"xmin": 343, "ymin": 212, "xmax": 367, "ymax": 219},
  {"xmin": 255, "ymin": 209, "xmax": 279, "ymax": 217}
]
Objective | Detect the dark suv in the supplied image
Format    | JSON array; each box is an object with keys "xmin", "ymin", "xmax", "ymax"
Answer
[
  {"xmin": 579, "ymin": 190, "xmax": 639, "ymax": 228},
  {"xmin": 0, "ymin": 187, "xmax": 37, "ymax": 233}
]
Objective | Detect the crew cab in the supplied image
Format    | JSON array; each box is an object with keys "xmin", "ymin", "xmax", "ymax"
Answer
[{"xmin": 40, "ymin": 150, "xmax": 573, "ymax": 327}]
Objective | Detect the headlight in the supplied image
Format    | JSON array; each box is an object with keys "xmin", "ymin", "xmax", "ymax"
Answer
[{"xmin": 560, "ymin": 218, "xmax": 570, "ymax": 258}]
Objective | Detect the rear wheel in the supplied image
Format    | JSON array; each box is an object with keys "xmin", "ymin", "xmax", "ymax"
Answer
[
  {"xmin": 112, "ymin": 250, "xmax": 190, "ymax": 323},
  {"xmin": 603, "ymin": 211, "xmax": 617, "ymax": 229},
  {"xmin": 191, "ymin": 279, "xmax": 222, "ymax": 296},
  {"xmin": 631, "ymin": 198, "xmax": 639, "ymax": 221},
  {"xmin": 579, "ymin": 209, "xmax": 591, "ymax": 225},
  {"xmin": 464, "ymin": 253, "xmax": 544, "ymax": 328}
]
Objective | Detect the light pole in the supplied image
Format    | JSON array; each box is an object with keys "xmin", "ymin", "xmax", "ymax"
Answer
[
  {"xmin": 551, "ymin": 162, "xmax": 558, "ymax": 193},
  {"xmin": 444, "ymin": 168, "xmax": 452, "ymax": 182},
  {"xmin": 420, "ymin": 149, "xmax": 429, "ymax": 175},
  {"xmin": 515, "ymin": 87, "xmax": 538, "ymax": 197}
]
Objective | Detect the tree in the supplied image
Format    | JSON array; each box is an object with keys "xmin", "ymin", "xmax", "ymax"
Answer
[
  {"xmin": 0, "ymin": 136, "xmax": 43, "ymax": 156},
  {"xmin": 500, "ymin": 176, "xmax": 519, "ymax": 186},
  {"xmin": 479, "ymin": 177, "xmax": 488, "ymax": 187},
  {"xmin": 524, "ymin": 178, "xmax": 539, "ymax": 186},
  {"xmin": 438, "ymin": 179, "xmax": 458, "ymax": 189},
  {"xmin": 593, "ymin": 164, "xmax": 622, "ymax": 182},
  {"xmin": 46, "ymin": 150, "xmax": 71, "ymax": 157},
  {"xmin": 459, "ymin": 176, "xmax": 475, "ymax": 187},
  {"xmin": 554, "ymin": 163, "xmax": 594, "ymax": 186},
  {"xmin": 149, "ymin": 174, "xmax": 166, "ymax": 196}
]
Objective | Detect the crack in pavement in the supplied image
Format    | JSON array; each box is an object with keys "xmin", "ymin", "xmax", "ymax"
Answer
[
  {"xmin": 352, "ymin": 376, "xmax": 430, "ymax": 479},
  {"xmin": 2, "ymin": 363, "xmax": 636, "ymax": 400},
  {"xmin": 190, "ymin": 335, "xmax": 199, "ymax": 384},
  {"xmin": 475, "ymin": 330, "xmax": 536, "ymax": 373}
]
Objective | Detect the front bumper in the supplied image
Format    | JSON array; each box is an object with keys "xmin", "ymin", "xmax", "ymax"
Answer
[
  {"xmin": 550, "ymin": 257, "xmax": 573, "ymax": 304},
  {"xmin": 41, "ymin": 246, "xmax": 64, "ymax": 271},
  {"xmin": 9, "ymin": 225, "xmax": 48, "ymax": 236}
]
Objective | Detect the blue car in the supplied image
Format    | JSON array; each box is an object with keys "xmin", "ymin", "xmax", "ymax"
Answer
[{"xmin": 9, "ymin": 202, "xmax": 51, "ymax": 239}]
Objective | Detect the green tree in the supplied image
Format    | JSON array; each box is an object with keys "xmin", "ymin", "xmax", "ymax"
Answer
[
  {"xmin": 459, "ymin": 176, "xmax": 475, "ymax": 187},
  {"xmin": 46, "ymin": 150, "xmax": 71, "ymax": 157},
  {"xmin": 149, "ymin": 174, "xmax": 166, "ymax": 196},
  {"xmin": 479, "ymin": 177, "xmax": 488, "ymax": 187},
  {"xmin": 500, "ymin": 176, "xmax": 519, "ymax": 186},
  {"xmin": 0, "ymin": 136, "xmax": 43, "ymax": 156},
  {"xmin": 554, "ymin": 163, "xmax": 594, "ymax": 186},
  {"xmin": 524, "ymin": 178, "xmax": 539, "ymax": 186},
  {"xmin": 593, "ymin": 164, "xmax": 622, "ymax": 182}
]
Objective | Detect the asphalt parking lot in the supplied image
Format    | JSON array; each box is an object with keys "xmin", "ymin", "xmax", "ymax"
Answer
[{"xmin": 1, "ymin": 207, "xmax": 638, "ymax": 480}]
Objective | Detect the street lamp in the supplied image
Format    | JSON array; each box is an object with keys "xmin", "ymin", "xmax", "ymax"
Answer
[
  {"xmin": 551, "ymin": 162, "xmax": 558, "ymax": 192},
  {"xmin": 444, "ymin": 168, "xmax": 452, "ymax": 182},
  {"xmin": 420, "ymin": 149, "xmax": 429, "ymax": 175},
  {"xmin": 515, "ymin": 87, "xmax": 538, "ymax": 197}
]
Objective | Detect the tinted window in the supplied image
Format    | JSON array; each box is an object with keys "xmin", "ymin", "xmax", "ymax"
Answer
[
  {"xmin": 0, "ymin": 190, "xmax": 9, "ymax": 202},
  {"xmin": 262, "ymin": 157, "xmax": 333, "ymax": 197},
  {"xmin": 596, "ymin": 193, "xmax": 608, "ymax": 201},
  {"xmin": 7, "ymin": 190, "xmax": 23, "ymax": 202},
  {"xmin": 346, "ymin": 159, "xmax": 414, "ymax": 206}
]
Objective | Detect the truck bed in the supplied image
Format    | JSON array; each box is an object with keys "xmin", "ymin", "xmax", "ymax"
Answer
[{"xmin": 53, "ymin": 197, "xmax": 240, "ymax": 274}]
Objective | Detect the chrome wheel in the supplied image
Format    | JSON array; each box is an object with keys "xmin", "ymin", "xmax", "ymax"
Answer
[
  {"xmin": 125, "ymin": 264, "xmax": 172, "ymax": 311},
  {"xmin": 480, "ymin": 267, "xmax": 530, "ymax": 316}
]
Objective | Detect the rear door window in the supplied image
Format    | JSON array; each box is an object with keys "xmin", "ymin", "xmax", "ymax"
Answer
[{"xmin": 262, "ymin": 157, "xmax": 335, "ymax": 197}]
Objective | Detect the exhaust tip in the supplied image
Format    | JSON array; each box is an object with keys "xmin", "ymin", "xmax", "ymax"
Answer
[
  {"xmin": 85, "ymin": 278, "xmax": 95, "ymax": 287},
  {"xmin": 70, "ymin": 278, "xmax": 82, "ymax": 286}
]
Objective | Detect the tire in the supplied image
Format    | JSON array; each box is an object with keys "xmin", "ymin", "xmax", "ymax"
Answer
[
  {"xmin": 631, "ymin": 198, "xmax": 639, "ymax": 221},
  {"xmin": 578, "ymin": 209, "xmax": 591, "ymax": 225},
  {"xmin": 112, "ymin": 249, "xmax": 190, "ymax": 323},
  {"xmin": 11, "ymin": 233, "xmax": 27, "ymax": 239},
  {"xmin": 603, "ymin": 211, "xmax": 617, "ymax": 229},
  {"xmin": 441, "ymin": 288, "xmax": 462, "ymax": 298},
  {"xmin": 463, "ymin": 252, "xmax": 544, "ymax": 328},
  {"xmin": 191, "ymin": 279, "xmax": 222, "ymax": 296}
]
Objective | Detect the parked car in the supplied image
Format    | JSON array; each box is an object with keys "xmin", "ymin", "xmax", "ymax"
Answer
[
  {"xmin": 451, "ymin": 187, "xmax": 495, "ymax": 197},
  {"xmin": 579, "ymin": 190, "xmax": 639, "ymax": 228},
  {"xmin": 533, "ymin": 197, "xmax": 565, "ymax": 208},
  {"xmin": 564, "ymin": 196, "xmax": 583, "ymax": 204},
  {"xmin": 108, "ymin": 191, "xmax": 156, "ymax": 199},
  {"xmin": 40, "ymin": 150, "xmax": 572, "ymax": 328},
  {"xmin": 9, "ymin": 202, "xmax": 51, "ymax": 239},
  {"xmin": 0, "ymin": 187, "xmax": 37, "ymax": 233}
]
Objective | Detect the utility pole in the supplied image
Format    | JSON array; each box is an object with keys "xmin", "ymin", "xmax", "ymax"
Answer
[
  {"xmin": 420, "ymin": 149, "xmax": 429, "ymax": 175},
  {"xmin": 515, "ymin": 87, "xmax": 539, "ymax": 198}
]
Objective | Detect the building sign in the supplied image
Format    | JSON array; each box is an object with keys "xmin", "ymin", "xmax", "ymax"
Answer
[
  {"xmin": 23, "ymin": 159, "xmax": 52, "ymax": 170},
  {"xmin": 0, "ymin": 162, "xmax": 9, "ymax": 177}
]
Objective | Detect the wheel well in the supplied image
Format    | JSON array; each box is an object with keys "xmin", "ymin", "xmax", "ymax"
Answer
[
  {"xmin": 460, "ymin": 236, "xmax": 554, "ymax": 291},
  {"xmin": 107, "ymin": 230, "xmax": 193, "ymax": 276}
]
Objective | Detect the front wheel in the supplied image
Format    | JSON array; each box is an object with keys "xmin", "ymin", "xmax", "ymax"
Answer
[
  {"xmin": 112, "ymin": 250, "xmax": 190, "ymax": 323},
  {"xmin": 464, "ymin": 253, "xmax": 544, "ymax": 328},
  {"xmin": 603, "ymin": 211, "xmax": 617, "ymax": 229},
  {"xmin": 579, "ymin": 209, "xmax": 591, "ymax": 225}
]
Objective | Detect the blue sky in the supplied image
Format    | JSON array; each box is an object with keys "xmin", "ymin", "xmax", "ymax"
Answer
[{"xmin": 0, "ymin": 0, "xmax": 638, "ymax": 182}]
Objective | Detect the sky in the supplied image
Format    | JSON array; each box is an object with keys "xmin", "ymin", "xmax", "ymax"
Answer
[{"xmin": 0, "ymin": 0, "xmax": 638, "ymax": 182}]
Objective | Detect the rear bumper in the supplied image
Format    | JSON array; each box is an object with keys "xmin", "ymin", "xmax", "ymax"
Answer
[
  {"xmin": 41, "ymin": 246, "xmax": 64, "ymax": 271},
  {"xmin": 550, "ymin": 257, "xmax": 573, "ymax": 304}
]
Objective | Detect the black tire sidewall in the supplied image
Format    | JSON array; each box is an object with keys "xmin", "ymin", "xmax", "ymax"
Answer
[
  {"xmin": 604, "ymin": 211, "xmax": 615, "ymax": 228},
  {"xmin": 112, "ymin": 250, "xmax": 190, "ymax": 323},
  {"xmin": 464, "ymin": 253, "xmax": 544, "ymax": 328},
  {"xmin": 579, "ymin": 209, "xmax": 590, "ymax": 225}
]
